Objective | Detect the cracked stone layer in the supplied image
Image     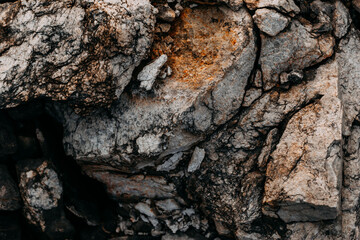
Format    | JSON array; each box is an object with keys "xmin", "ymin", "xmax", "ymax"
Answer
[
  {"xmin": 260, "ymin": 20, "xmax": 335, "ymax": 90},
  {"xmin": 263, "ymin": 60, "xmax": 342, "ymax": 223},
  {"xmin": 0, "ymin": 0, "xmax": 155, "ymax": 112},
  {"xmin": 61, "ymin": 6, "xmax": 256, "ymax": 172},
  {"xmin": 190, "ymin": 58, "xmax": 342, "ymax": 231}
]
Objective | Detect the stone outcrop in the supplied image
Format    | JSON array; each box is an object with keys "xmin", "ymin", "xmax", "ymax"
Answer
[
  {"xmin": 0, "ymin": 0, "xmax": 360, "ymax": 239},
  {"xmin": 0, "ymin": 0, "xmax": 155, "ymax": 111}
]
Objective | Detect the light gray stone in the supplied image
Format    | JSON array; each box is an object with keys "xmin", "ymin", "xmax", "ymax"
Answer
[
  {"xmin": 253, "ymin": 9, "xmax": 289, "ymax": 37},
  {"xmin": 260, "ymin": 20, "xmax": 334, "ymax": 90},
  {"xmin": 188, "ymin": 147, "xmax": 205, "ymax": 173},
  {"xmin": 138, "ymin": 55, "xmax": 168, "ymax": 91},
  {"xmin": 332, "ymin": 1, "xmax": 351, "ymax": 39},
  {"xmin": 244, "ymin": 0, "xmax": 300, "ymax": 16}
]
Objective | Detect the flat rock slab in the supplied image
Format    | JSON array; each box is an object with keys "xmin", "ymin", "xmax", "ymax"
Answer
[{"xmin": 263, "ymin": 61, "xmax": 342, "ymax": 222}]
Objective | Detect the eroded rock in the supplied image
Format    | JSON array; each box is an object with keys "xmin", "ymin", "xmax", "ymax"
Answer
[
  {"xmin": 0, "ymin": 165, "xmax": 21, "ymax": 211},
  {"xmin": 253, "ymin": 9, "xmax": 289, "ymax": 37},
  {"xmin": 263, "ymin": 61, "xmax": 342, "ymax": 222},
  {"xmin": 0, "ymin": 0, "xmax": 155, "ymax": 111},
  {"xmin": 62, "ymin": 6, "xmax": 257, "ymax": 174},
  {"xmin": 260, "ymin": 20, "xmax": 334, "ymax": 90}
]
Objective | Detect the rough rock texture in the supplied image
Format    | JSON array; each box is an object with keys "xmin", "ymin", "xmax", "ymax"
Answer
[
  {"xmin": 0, "ymin": 0, "xmax": 155, "ymax": 111},
  {"xmin": 253, "ymin": 8, "xmax": 289, "ymax": 37},
  {"xmin": 0, "ymin": 0, "xmax": 360, "ymax": 239},
  {"xmin": 62, "ymin": 6, "xmax": 257, "ymax": 172},
  {"xmin": 16, "ymin": 159, "xmax": 74, "ymax": 239},
  {"xmin": 263, "ymin": 61, "xmax": 343, "ymax": 223},
  {"xmin": 260, "ymin": 20, "xmax": 335, "ymax": 90}
]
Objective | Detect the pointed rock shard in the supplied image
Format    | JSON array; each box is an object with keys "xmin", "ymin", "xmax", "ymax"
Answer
[
  {"xmin": 138, "ymin": 55, "xmax": 168, "ymax": 91},
  {"xmin": 263, "ymin": 61, "xmax": 342, "ymax": 222},
  {"xmin": 188, "ymin": 147, "xmax": 205, "ymax": 173}
]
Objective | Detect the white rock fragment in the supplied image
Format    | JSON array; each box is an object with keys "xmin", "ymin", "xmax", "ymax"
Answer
[
  {"xmin": 155, "ymin": 199, "xmax": 181, "ymax": 212},
  {"xmin": 188, "ymin": 147, "xmax": 205, "ymax": 173},
  {"xmin": 138, "ymin": 55, "xmax": 168, "ymax": 91},
  {"xmin": 253, "ymin": 9, "xmax": 289, "ymax": 37},
  {"xmin": 134, "ymin": 202, "xmax": 156, "ymax": 218},
  {"xmin": 136, "ymin": 133, "xmax": 163, "ymax": 155}
]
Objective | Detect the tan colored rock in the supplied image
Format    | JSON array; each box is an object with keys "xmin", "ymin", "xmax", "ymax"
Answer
[{"xmin": 263, "ymin": 61, "xmax": 342, "ymax": 222}]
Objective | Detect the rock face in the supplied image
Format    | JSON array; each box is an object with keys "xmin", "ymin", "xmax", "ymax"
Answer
[
  {"xmin": 62, "ymin": 6, "xmax": 257, "ymax": 172},
  {"xmin": 263, "ymin": 61, "xmax": 343, "ymax": 222},
  {"xmin": 0, "ymin": 0, "xmax": 155, "ymax": 111},
  {"xmin": 0, "ymin": 0, "xmax": 360, "ymax": 239}
]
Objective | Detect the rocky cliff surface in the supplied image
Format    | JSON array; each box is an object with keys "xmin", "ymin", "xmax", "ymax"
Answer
[{"xmin": 0, "ymin": 0, "xmax": 360, "ymax": 239}]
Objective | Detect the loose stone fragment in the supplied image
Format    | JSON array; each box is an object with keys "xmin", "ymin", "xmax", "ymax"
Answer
[
  {"xmin": 188, "ymin": 147, "xmax": 205, "ymax": 173},
  {"xmin": 138, "ymin": 55, "xmax": 168, "ymax": 91},
  {"xmin": 0, "ymin": 165, "xmax": 21, "ymax": 210},
  {"xmin": 157, "ymin": 152, "xmax": 183, "ymax": 172},
  {"xmin": 157, "ymin": 5, "xmax": 176, "ymax": 22},
  {"xmin": 85, "ymin": 168, "xmax": 176, "ymax": 200},
  {"xmin": 253, "ymin": 9, "xmax": 289, "ymax": 37},
  {"xmin": 263, "ymin": 61, "xmax": 342, "ymax": 222},
  {"xmin": 16, "ymin": 159, "xmax": 74, "ymax": 239}
]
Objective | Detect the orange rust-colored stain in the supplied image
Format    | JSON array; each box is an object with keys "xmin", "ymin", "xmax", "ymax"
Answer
[{"xmin": 151, "ymin": 7, "xmax": 239, "ymax": 90}]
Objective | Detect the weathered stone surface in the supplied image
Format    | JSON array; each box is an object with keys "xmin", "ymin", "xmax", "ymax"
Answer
[
  {"xmin": 263, "ymin": 60, "xmax": 342, "ymax": 222},
  {"xmin": 62, "ymin": 6, "xmax": 257, "ymax": 173},
  {"xmin": 188, "ymin": 147, "xmax": 205, "ymax": 173},
  {"xmin": 332, "ymin": 1, "xmax": 351, "ymax": 39},
  {"xmin": 244, "ymin": 0, "xmax": 300, "ymax": 16},
  {"xmin": 191, "ymin": 59, "xmax": 339, "ymax": 231},
  {"xmin": 16, "ymin": 159, "xmax": 74, "ymax": 239},
  {"xmin": 0, "ymin": 0, "xmax": 155, "ymax": 111},
  {"xmin": 83, "ymin": 166, "xmax": 176, "ymax": 200},
  {"xmin": 0, "ymin": 165, "xmax": 21, "ymax": 210},
  {"xmin": 337, "ymin": 28, "xmax": 360, "ymax": 136},
  {"xmin": 260, "ymin": 20, "xmax": 334, "ymax": 90},
  {"xmin": 253, "ymin": 9, "xmax": 289, "ymax": 37}
]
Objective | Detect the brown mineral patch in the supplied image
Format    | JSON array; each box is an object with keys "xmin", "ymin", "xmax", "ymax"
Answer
[{"xmin": 152, "ymin": 7, "xmax": 240, "ymax": 90}]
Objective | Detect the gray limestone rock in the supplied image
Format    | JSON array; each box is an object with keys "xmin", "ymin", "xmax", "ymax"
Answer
[
  {"xmin": 253, "ymin": 9, "xmax": 289, "ymax": 37},
  {"xmin": 260, "ymin": 20, "xmax": 335, "ymax": 90},
  {"xmin": 62, "ymin": 6, "xmax": 257, "ymax": 175},
  {"xmin": 16, "ymin": 159, "xmax": 74, "ymax": 239},
  {"xmin": 332, "ymin": 1, "xmax": 351, "ymax": 39},
  {"xmin": 188, "ymin": 147, "xmax": 205, "ymax": 173}
]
